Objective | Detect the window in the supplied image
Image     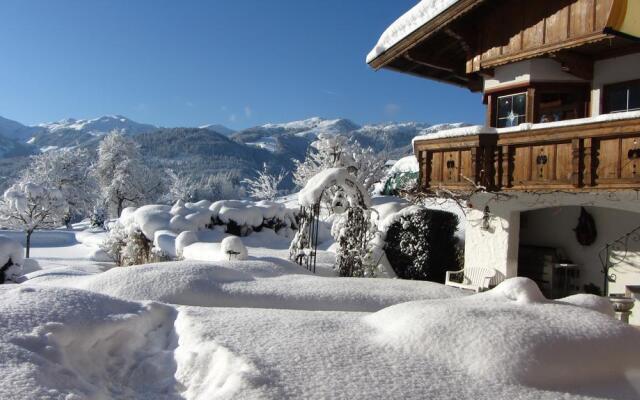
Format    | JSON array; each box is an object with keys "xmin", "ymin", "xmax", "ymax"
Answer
[
  {"xmin": 496, "ymin": 93, "xmax": 526, "ymax": 128},
  {"xmin": 604, "ymin": 81, "xmax": 640, "ymax": 114}
]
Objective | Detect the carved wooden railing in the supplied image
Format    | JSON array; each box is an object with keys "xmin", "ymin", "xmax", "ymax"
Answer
[
  {"xmin": 415, "ymin": 117, "xmax": 640, "ymax": 192},
  {"xmin": 414, "ymin": 134, "xmax": 497, "ymax": 191}
]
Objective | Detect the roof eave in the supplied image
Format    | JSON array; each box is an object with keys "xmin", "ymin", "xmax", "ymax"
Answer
[{"xmin": 367, "ymin": 0, "xmax": 487, "ymax": 71}]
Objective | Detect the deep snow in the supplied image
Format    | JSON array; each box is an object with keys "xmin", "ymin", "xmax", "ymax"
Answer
[{"xmin": 2, "ymin": 222, "xmax": 640, "ymax": 399}]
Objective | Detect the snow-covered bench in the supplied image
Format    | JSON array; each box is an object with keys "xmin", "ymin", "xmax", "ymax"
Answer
[{"xmin": 445, "ymin": 267, "xmax": 498, "ymax": 292}]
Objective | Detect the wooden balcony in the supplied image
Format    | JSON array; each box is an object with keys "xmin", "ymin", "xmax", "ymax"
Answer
[{"xmin": 415, "ymin": 116, "xmax": 640, "ymax": 192}]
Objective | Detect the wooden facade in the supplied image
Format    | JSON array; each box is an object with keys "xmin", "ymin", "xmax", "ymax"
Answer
[
  {"xmin": 416, "ymin": 117, "xmax": 640, "ymax": 192},
  {"xmin": 369, "ymin": 0, "xmax": 639, "ymax": 90},
  {"xmin": 467, "ymin": 0, "xmax": 616, "ymax": 75}
]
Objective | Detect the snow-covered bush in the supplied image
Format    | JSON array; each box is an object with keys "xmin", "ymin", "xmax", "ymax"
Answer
[
  {"xmin": 94, "ymin": 132, "xmax": 164, "ymax": 217},
  {"xmin": 0, "ymin": 235, "xmax": 24, "ymax": 283},
  {"xmin": 100, "ymin": 221, "xmax": 128, "ymax": 266},
  {"xmin": 384, "ymin": 208, "xmax": 459, "ymax": 282},
  {"xmin": 90, "ymin": 203, "xmax": 108, "ymax": 229},
  {"xmin": 210, "ymin": 200, "xmax": 297, "ymax": 237},
  {"xmin": 241, "ymin": 163, "xmax": 286, "ymax": 201},
  {"xmin": 377, "ymin": 155, "xmax": 419, "ymax": 195},
  {"xmin": 220, "ymin": 236, "xmax": 248, "ymax": 261},
  {"xmin": 0, "ymin": 181, "xmax": 68, "ymax": 258},
  {"xmin": 333, "ymin": 206, "xmax": 379, "ymax": 278},
  {"xmin": 22, "ymin": 148, "xmax": 98, "ymax": 223}
]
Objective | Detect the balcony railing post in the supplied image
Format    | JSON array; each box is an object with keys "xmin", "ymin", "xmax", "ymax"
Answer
[
  {"xmin": 571, "ymin": 138, "xmax": 583, "ymax": 188},
  {"xmin": 501, "ymin": 145, "xmax": 513, "ymax": 189},
  {"xmin": 583, "ymin": 138, "xmax": 595, "ymax": 187}
]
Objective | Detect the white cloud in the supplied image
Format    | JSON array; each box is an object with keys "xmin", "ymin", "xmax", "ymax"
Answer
[
  {"xmin": 229, "ymin": 113, "xmax": 237, "ymax": 122},
  {"xmin": 385, "ymin": 103, "xmax": 401, "ymax": 117},
  {"xmin": 244, "ymin": 106, "xmax": 252, "ymax": 118}
]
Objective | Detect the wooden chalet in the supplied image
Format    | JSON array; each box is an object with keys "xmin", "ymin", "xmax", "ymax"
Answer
[
  {"xmin": 368, "ymin": 0, "xmax": 640, "ymax": 312},
  {"xmin": 369, "ymin": 0, "xmax": 640, "ymax": 193}
]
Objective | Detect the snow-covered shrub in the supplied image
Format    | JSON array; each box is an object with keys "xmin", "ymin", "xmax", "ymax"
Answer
[
  {"xmin": 384, "ymin": 208, "xmax": 459, "ymax": 283},
  {"xmin": 100, "ymin": 221, "xmax": 154, "ymax": 266},
  {"xmin": 210, "ymin": 200, "xmax": 297, "ymax": 237},
  {"xmin": 100, "ymin": 221, "xmax": 128, "ymax": 266},
  {"xmin": 0, "ymin": 180, "xmax": 68, "ymax": 258},
  {"xmin": 121, "ymin": 227, "xmax": 152, "ymax": 266},
  {"xmin": 90, "ymin": 203, "xmax": 108, "ymax": 229},
  {"xmin": 334, "ymin": 206, "xmax": 379, "ymax": 278},
  {"xmin": 220, "ymin": 236, "xmax": 248, "ymax": 261},
  {"xmin": 0, "ymin": 235, "xmax": 24, "ymax": 283},
  {"xmin": 241, "ymin": 163, "xmax": 286, "ymax": 201}
]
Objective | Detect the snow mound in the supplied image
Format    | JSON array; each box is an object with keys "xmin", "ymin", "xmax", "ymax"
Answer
[
  {"xmin": 489, "ymin": 277, "xmax": 546, "ymax": 303},
  {"xmin": 0, "ymin": 235, "xmax": 24, "ymax": 282},
  {"xmin": 0, "ymin": 234, "xmax": 24, "ymax": 267},
  {"xmin": 220, "ymin": 237, "xmax": 248, "ymax": 261},
  {"xmin": 365, "ymin": 278, "xmax": 640, "ymax": 388},
  {"xmin": 176, "ymin": 231, "xmax": 199, "ymax": 257},
  {"xmin": 24, "ymin": 260, "xmax": 466, "ymax": 312},
  {"xmin": 0, "ymin": 285, "xmax": 179, "ymax": 400},
  {"xmin": 154, "ymin": 230, "xmax": 178, "ymax": 258}
]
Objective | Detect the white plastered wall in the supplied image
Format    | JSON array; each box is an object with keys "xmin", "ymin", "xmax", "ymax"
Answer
[
  {"xmin": 484, "ymin": 59, "xmax": 585, "ymax": 91},
  {"xmin": 591, "ymin": 53, "xmax": 640, "ymax": 116},
  {"xmin": 464, "ymin": 190, "xmax": 640, "ymax": 291}
]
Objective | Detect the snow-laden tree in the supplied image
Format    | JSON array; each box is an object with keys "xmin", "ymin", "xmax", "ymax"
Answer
[
  {"xmin": 293, "ymin": 134, "xmax": 385, "ymax": 192},
  {"xmin": 331, "ymin": 206, "xmax": 379, "ymax": 277},
  {"xmin": 0, "ymin": 181, "xmax": 68, "ymax": 257},
  {"xmin": 95, "ymin": 132, "xmax": 164, "ymax": 217},
  {"xmin": 242, "ymin": 163, "xmax": 286, "ymax": 201},
  {"xmin": 164, "ymin": 169, "xmax": 197, "ymax": 203},
  {"xmin": 22, "ymin": 148, "xmax": 97, "ymax": 224}
]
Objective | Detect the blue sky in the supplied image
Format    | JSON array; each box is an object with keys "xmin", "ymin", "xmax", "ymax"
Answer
[{"xmin": 0, "ymin": 0, "xmax": 484, "ymax": 129}]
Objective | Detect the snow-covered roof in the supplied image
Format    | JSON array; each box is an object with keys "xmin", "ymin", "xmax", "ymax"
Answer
[
  {"xmin": 412, "ymin": 110, "xmax": 640, "ymax": 143},
  {"xmin": 367, "ymin": 0, "xmax": 461, "ymax": 64}
]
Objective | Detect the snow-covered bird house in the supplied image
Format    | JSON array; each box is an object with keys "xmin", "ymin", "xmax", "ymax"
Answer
[{"xmin": 368, "ymin": 0, "xmax": 640, "ymax": 316}]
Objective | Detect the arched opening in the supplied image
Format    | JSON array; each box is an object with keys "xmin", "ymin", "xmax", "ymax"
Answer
[{"xmin": 518, "ymin": 206, "xmax": 640, "ymax": 299}]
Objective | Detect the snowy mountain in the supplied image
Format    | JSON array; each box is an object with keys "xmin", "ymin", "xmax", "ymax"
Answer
[
  {"xmin": 0, "ymin": 134, "xmax": 36, "ymax": 158},
  {"xmin": 233, "ymin": 118, "xmax": 467, "ymax": 159},
  {"xmin": 199, "ymin": 124, "xmax": 235, "ymax": 136},
  {"xmin": 38, "ymin": 115, "xmax": 157, "ymax": 136},
  {"xmin": 0, "ymin": 116, "xmax": 44, "ymax": 141},
  {"xmin": 0, "ymin": 114, "xmax": 468, "ymax": 192}
]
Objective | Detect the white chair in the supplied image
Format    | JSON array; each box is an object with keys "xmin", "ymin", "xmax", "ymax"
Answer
[{"xmin": 445, "ymin": 267, "xmax": 498, "ymax": 292}]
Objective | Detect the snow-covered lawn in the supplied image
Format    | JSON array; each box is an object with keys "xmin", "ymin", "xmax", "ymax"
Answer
[{"xmin": 2, "ymin": 227, "xmax": 640, "ymax": 399}]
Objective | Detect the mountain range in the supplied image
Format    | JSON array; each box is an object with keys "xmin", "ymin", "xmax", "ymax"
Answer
[{"xmin": 0, "ymin": 114, "xmax": 465, "ymax": 191}]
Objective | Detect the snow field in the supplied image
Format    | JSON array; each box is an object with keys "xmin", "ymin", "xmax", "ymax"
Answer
[{"xmin": 365, "ymin": 278, "xmax": 640, "ymax": 390}]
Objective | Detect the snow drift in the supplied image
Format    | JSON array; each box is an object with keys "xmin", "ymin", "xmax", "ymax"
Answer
[{"xmin": 365, "ymin": 278, "xmax": 640, "ymax": 389}]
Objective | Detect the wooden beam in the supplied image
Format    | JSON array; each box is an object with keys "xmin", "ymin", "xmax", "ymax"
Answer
[{"xmin": 548, "ymin": 51, "xmax": 594, "ymax": 80}]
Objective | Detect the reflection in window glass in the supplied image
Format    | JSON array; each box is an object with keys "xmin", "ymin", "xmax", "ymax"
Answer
[
  {"xmin": 497, "ymin": 93, "xmax": 527, "ymax": 128},
  {"xmin": 605, "ymin": 81, "xmax": 640, "ymax": 113}
]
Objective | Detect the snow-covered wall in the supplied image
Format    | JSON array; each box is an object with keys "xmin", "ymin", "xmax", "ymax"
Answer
[
  {"xmin": 591, "ymin": 53, "xmax": 640, "ymax": 116},
  {"xmin": 464, "ymin": 191, "xmax": 640, "ymax": 297}
]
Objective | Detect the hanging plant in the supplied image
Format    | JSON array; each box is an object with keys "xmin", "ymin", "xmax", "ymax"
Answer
[{"xmin": 574, "ymin": 207, "xmax": 597, "ymax": 246}]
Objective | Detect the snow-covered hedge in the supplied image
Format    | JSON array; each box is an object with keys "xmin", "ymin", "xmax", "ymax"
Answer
[
  {"xmin": 0, "ymin": 235, "xmax": 24, "ymax": 283},
  {"xmin": 104, "ymin": 198, "xmax": 297, "ymax": 265},
  {"xmin": 384, "ymin": 208, "xmax": 460, "ymax": 282}
]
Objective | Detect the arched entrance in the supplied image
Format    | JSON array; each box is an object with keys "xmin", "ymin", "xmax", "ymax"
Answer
[
  {"xmin": 518, "ymin": 206, "xmax": 640, "ymax": 298},
  {"xmin": 289, "ymin": 168, "xmax": 370, "ymax": 273}
]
